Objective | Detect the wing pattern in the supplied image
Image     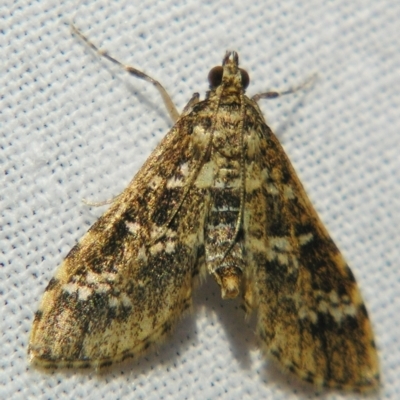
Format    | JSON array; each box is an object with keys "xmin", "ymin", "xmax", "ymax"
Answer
[
  {"xmin": 29, "ymin": 105, "xmax": 209, "ymax": 368},
  {"xmin": 242, "ymin": 100, "xmax": 379, "ymax": 389}
]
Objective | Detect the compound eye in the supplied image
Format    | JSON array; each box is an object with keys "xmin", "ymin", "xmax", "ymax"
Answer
[
  {"xmin": 239, "ymin": 68, "xmax": 250, "ymax": 89},
  {"xmin": 208, "ymin": 66, "xmax": 223, "ymax": 88}
]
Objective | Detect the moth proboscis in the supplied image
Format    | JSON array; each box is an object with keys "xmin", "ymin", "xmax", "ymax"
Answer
[{"xmin": 28, "ymin": 25, "xmax": 380, "ymax": 392}]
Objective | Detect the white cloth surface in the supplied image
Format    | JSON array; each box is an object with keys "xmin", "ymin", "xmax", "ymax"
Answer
[{"xmin": 1, "ymin": 0, "xmax": 399, "ymax": 399}]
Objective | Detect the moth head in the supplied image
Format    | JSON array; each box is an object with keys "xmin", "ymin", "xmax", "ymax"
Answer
[{"xmin": 208, "ymin": 51, "xmax": 250, "ymax": 90}]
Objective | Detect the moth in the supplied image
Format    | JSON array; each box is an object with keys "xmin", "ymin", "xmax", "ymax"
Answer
[{"xmin": 29, "ymin": 28, "xmax": 379, "ymax": 391}]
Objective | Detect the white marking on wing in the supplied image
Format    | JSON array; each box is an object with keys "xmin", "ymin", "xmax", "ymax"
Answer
[{"xmin": 299, "ymin": 233, "xmax": 314, "ymax": 245}]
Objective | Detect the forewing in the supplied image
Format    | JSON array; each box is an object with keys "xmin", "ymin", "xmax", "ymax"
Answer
[
  {"xmin": 29, "ymin": 114, "xmax": 207, "ymax": 368},
  {"xmin": 243, "ymin": 104, "xmax": 379, "ymax": 390}
]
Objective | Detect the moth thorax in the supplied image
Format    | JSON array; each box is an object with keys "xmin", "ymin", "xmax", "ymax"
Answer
[{"xmin": 215, "ymin": 266, "xmax": 243, "ymax": 299}]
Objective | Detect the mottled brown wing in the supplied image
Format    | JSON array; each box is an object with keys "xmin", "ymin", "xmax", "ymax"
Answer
[
  {"xmin": 29, "ymin": 109, "xmax": 208, "ymax": 369},
  {"xmin": 243, "ymin": 103, "xmax": 379, "ymax": 390}
]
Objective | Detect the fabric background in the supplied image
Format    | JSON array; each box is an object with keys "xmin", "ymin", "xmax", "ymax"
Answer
[{"xmin": 2, "ymin": 0, "xmax": 399, "ymax": 399}]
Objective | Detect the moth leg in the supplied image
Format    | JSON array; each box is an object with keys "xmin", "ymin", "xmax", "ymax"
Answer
[
  {"xmin": 70, "ymin": 24, "xmax": 180, "ymax": 123},
  {"xmin": 81, "ymin": 193, "xmax": 122, "ymax": 207},
  {"xmin": 251, "ymin": 73, "xmax": 317, "ymax": 102}
]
